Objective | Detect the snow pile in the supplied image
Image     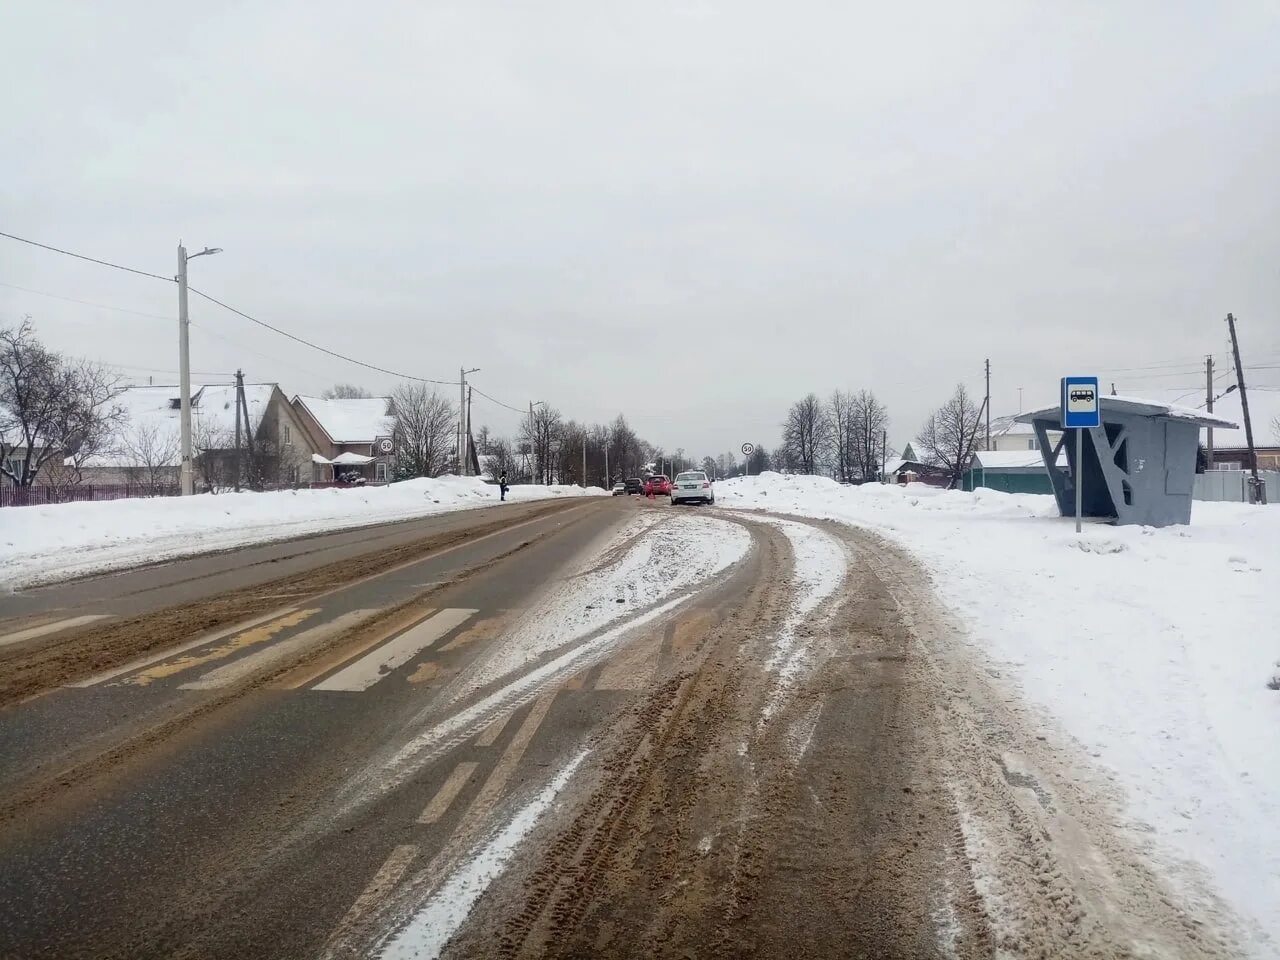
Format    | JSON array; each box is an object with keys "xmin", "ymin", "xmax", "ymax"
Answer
[
  {"xmin": 719, "ymin": 473, "xmax": 1280, "ymax": 954},
  {"xmin": 0, "ymin": 477, "xmax": 605, "ymax": 589}
]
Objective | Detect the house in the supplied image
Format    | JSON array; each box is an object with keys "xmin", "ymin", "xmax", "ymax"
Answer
[
  {"xmin": 1195, "ymin": 388, "xmax": 1280, "ymax": 472},
  {"xmin": 961, "ymin": 449, "xmax": 1068, "ymax": 495},
  {"xmin": 291, "ymin": 396, "xmax": 397, "ymax": 483},
  {"xmin": 78, "ymin": 383, "xmax": 318, "ymax": 490},
  {"xmin": 883, "ymin": 442, "xmax": 947, "ymax": 485},
  {"xmin": 987, "ymin": 414, "xmax": 1043, "ymax": 452}
]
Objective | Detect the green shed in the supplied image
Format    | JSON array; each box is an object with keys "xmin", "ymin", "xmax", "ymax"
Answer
[{"xmin": 961, "ymin": 450, "xmax": 1066, "ymax": 495}]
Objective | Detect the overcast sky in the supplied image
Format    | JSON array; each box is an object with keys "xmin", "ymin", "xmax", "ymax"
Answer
[{"xmin": 3, "ymin": 2, "xmax": 1279, "ymax": 456}]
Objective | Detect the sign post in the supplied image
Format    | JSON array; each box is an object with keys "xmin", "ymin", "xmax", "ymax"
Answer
[
  {"xmin": 741, "ymin": 442, "xmax": 755, "ymax": 477},
  {"xmin": 1061, "ymin": 376, "xmax": 1101, "ymax": 533}
]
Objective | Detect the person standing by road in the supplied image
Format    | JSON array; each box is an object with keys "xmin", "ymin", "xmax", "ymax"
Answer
[{"xmin": 499, "ymin": 471, "xmax": 509, "ymax": 502}]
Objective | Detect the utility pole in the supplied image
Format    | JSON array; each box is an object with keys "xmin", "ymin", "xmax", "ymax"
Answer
[
  {"xmin": 1225, "ymin": 313, "xmax": 1265, "ymax": 504},
  {"xmin": 1205, "ymin": 355, "xmax": 1215, "ymax": 469},
  {"xmin": 582, "ymin": 435, "xmax": 587, "ymax": 489},
  {"xmin": 176, "ymin": 242, "xmax": 221, "ymax": 495},
  {"xmin": 984, "ymin": 358, "xmax": 991, "ymax": 451},
  {"xmin": 234, "ymin": 369, "xmax": 243, "ymax": 493},
  {"xmin": 603, "ymin": 431, "xmax": 609, "ymax": 488},
  {"xmin": 881, "ymin": 428, "xmax": 887, "ymax": 482},
  {"xmin": 458, "ymin": 368, "xmax": 479, "ymax": 475}
]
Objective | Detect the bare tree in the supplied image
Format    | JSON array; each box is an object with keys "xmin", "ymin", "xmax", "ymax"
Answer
[
  {"xmin": 829, "ymin": 390, "xmax": 856, "ymax": 482},
  {"xmin": 0, "ymin": 319, "xmax": 125, "ymax": 487},
  {"xmin": 781, "ymin": 393, "xmax": 832, "ymax": 475},
  {"xmin": 322, "ymin": 383, "xmax": 373, "ymax": 399},
  {"xmin": 391, "ymin": 383, "xmax": 455, "ymax": 478},
  {"xmin": 192, "ymin": 419, "xmax": 231, "ymax": 492},
  {"xmin": 850, "ymin": 390, "xmax": 890, "ymax": 481},
  {"xmin": 700, "ymin": 455, "xmax": 718, "ymax": 478},
  {"xmin": 521, "ymin": 404, "xmax": 564, "ymax": 484},
  {"xmin": 916, "ymin": 384, "xmax": 986, "ymax": 489},
  {"xmin": 484, "ymin": 437, "xmax": 517, "ymax": 481},
  {"xmin": 121, "ymin": 420, "xmax": 181, "ymax": 495}
]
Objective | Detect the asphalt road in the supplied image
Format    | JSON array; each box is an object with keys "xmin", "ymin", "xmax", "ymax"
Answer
[{"xmin": 0, "ymin": 495, "xmax": 1232, "ymax": 960}]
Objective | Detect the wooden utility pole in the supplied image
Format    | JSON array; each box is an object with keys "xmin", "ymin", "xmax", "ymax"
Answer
[
  {"xmin": 1204, "ymin": 355, "xmax": 1215, "ymax": 469},
  {"xmin": 881, "ymin": 428, "xmax": 887, "ymax": 482},
  {"xmin": 984, "ymin": 358, "xmax": 991, "ymax": 450},
  {"xmin": 1225, "ymin": 313, "xmax": 1265, "ymax": 503}
]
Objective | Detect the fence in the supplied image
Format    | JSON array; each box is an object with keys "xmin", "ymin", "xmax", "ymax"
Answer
[
  {"xmin": 0, "ymin": 483, "xmax": 181, "ymax": 508},
  {"xmin": 1193, "ymin": 470, "xmax": 1278, "ymax": 503}
]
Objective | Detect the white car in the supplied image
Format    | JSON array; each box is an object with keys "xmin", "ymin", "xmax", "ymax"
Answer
[{"xmin": 671, "ymin": 470, "xmax": 715, "ymax": 505}]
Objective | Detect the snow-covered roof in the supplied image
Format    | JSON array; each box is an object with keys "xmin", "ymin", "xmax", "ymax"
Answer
[
  {"xmin": 293, "ymin": 396, "xmax": 393, "ymax": 444},
  {"xmin": 1018, "ymin": 395, "xmax": 1237, "ymax": 430},
  {"xmin": 970, "ymin": 449, "xmax": 1068, "ymax": 470},
  {"xmin": 193, "ymin": 384, "xmax": 274, "ymax": 435},
  {"xmin": 989, "ymin": 413, "xmax": 1036, "ymax": 437},
  {"xmin": 330, "ymin": 451, "xmax": 374, "ymax": 466}
]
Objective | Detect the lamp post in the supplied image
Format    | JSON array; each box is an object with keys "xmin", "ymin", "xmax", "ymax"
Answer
[{"xmin": 178, "ymin": 243, "xmax": 221, "ymax": 496}]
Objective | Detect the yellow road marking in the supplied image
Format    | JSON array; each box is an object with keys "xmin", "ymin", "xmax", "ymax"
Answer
[
  {"xmin": 277, "ymin": 608, "xmax": 435, "ymax": 690},
  {"xmin": 322, "ymin": 843, "xmax": 418, "ymax": 956},
  {"xmin": 407, "ymin": 661, "xmax": 441, "ymax": 684},
  {"xmin": 462, "ymin": 693, "xmax": 556, "ymax": 827},
  {"xmin": 437, "ymin": 611, "xmax": 515, "ymax": 652},
  {"xmin": 311, "ymin": 608, "xmax": 477, "ymax": 693},
  {"xmin": 69, "ymin": 607, "xmax": 300, "ymax": 688},
  {"xmin": 122, "ymin": 609, "xmax": 319, "ymax": 686},
  {"xmin": 594, "ymin": 632, "xmax": 662, "ymax": 690},
  {"xmin": 474, "ymin": 712, "xmax": 512, "ymax": 747},
  {"xmin": 417, "ymin": 761, "xmax": 480, "ymax": 824},
  {"xmin": 180, "ymin": 609, "xmax": 378, "ymax": 690}
]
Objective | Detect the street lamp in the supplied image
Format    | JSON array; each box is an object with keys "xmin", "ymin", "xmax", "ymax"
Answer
[{"xmin": 178, "ymin": 243, "xmax": 221, "ymax": 496}]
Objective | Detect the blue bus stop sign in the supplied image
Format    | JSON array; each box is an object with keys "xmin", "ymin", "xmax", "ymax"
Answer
[{"xmin": 1061, "ymin": 376, "xmax": 1101, "ymax": 429}]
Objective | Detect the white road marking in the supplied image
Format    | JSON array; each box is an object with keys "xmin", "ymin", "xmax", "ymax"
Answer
[
  {"xmin": 312, "ymin": 608, "xmax": 478, "ymax": 692},
  {"xmin": 66, "ymin": 607, "xmax": 297, "ymax": 687},
  {"xmin": 180, "ymin": 608, "xmax": 379, "ymax": 690},
  {"xmin": 0, "ymin": 614, "xmax": 111, "ymax": 647}
]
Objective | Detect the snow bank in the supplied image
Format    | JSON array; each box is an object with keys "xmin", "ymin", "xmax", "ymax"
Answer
[
  {"xmin": 0, "ymin": 478, "xmax": 605, "ymax": 589},
  {"xmin": 719, "ymin": 473, "xmax": 1280, "ymax": 955}
]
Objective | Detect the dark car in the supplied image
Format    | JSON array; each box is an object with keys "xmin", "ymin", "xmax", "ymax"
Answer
[{"xmin": 624, "ymin": 477, "xmax": 644, "ymax": 495}]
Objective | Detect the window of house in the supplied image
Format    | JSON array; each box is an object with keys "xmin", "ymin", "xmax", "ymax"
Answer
[
  {"xmin": 5, "ymin": 457, "xmax": 24, "ymax": 479},
  {"xmin": 282, "ymin": 422, "xmax": 292, "ymax": 446},
  {"xmin": 1028, "ymin": 438, "xmax": 1038, "ymax": 450},
  {"xmin": 375, "ymin": 461, "xmax": 388, "ymax": 482}
]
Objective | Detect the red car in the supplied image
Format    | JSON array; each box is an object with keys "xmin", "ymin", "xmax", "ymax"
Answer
[{"xmin": 643, "ymin": 474, "xmax": 672, "ymax": 496}]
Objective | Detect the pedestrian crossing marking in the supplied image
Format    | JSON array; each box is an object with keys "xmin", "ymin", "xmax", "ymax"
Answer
[
  {"xmin": 0, "ymin": 614, "xmax": 111, "ymax": 648},
  {"xmin": 122, "ymin": 609, "xmax": 319, "ymax": 686},
  {"xmin": 311, "ymin": 608, "xmax": 478, "ymax": 692}
]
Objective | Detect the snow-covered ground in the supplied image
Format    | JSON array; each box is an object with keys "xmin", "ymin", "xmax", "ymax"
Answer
[
  {"xmin": 0, "ymin": 477, "xmax": 604, "ymax": 590},
  {"xmin": 719, "ymin": 473, "xmax": 1280, "ymax": 956}
]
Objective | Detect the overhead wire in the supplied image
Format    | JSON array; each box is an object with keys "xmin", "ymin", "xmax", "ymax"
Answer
[
  {"xmin": 469, "ymin": 385, "xmax": 528, "ymax": 414},
  {"xmin": 0, "ymin": 230, "xmax": 174, "ymax": 283}
]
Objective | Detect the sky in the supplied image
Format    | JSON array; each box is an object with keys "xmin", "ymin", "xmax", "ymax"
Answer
[{"xmin": 3, "ymin": 1, "xmax": 1280, "ymax": 457}]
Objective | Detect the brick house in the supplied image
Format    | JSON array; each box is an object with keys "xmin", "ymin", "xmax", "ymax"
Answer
[{"xmin": 290, "ymin": 396, "xmax": 396, "ymax": 483}]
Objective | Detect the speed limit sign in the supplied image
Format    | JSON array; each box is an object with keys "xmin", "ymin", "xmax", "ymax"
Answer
[{"xmin": 741, "ymin": 442, "xmax": 755, "ymax": 457}]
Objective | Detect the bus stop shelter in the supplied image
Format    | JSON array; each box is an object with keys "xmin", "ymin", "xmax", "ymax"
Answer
[{"xmin": 1016, "ymin": 395, "xmax": 1236, "ymax": 527}]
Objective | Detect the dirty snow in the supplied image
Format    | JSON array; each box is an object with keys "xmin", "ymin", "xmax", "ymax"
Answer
[
  {"xmin": 0, "ymin": 477, "xmax": 604, "ymax": 589},
  {"xmin": 378, "ymin": 749, "xmax": 588, "ymax": 960},
  {"xmin": 720, "ymin": 473, "xmax": 1280, "ymax": 955},
  {"xmin": 452, "ymin": 513, "xmax": 750, "ymax": 700}
]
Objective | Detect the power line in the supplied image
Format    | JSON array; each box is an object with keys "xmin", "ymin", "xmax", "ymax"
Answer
[
  {"xmin": 0, "ymin": 279, "xmax": 171, "ymax": 322},
  {"xmin": 187, "ymin": 286, "xmax": 458, "ymax": 386},
  {"xmin": 470, "ymin": 385, "xmax": 527, "ymax": 414},
  {"xmin": 0, "ymin": 230, "xmax": 173, "ymax": 283}
]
